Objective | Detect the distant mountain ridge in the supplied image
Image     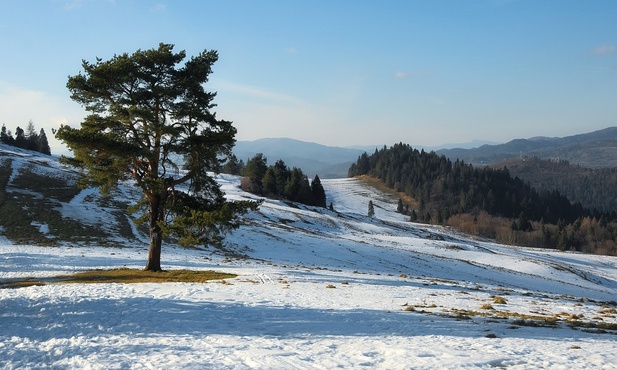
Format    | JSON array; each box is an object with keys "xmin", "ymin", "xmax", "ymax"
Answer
[
  {"xmin": 437, "ymin": 127, "xmax": 617, "ymax": 168},
  {"xmin": 233, "ymin": 138, "xmax": 367, "ymax": 178},
  {"xmin": 233, "ymin": 138, "xmax": 500, "ymax": 179},
  {"xmin": 233, "ymin": 127, "xmax": 617, "ymax": 179}
]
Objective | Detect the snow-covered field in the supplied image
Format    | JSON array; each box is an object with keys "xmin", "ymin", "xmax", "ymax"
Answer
[{"xmin": 1, "ymin": 147, "xmax": 617, "ymax": 369}]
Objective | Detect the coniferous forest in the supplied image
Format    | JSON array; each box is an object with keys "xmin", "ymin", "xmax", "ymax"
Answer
[
  {"xmin": 493, "ymin": 157, "xmax": 617, "ymax": 214},
  {"xmin": 349, "ymin": 143, "xmax": 617, "ymax": 256}
]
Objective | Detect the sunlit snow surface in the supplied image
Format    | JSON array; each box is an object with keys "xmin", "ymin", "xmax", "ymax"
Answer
[{"xmin": 1, "ymin": 166, "xmax": 617, "ymax": 368}]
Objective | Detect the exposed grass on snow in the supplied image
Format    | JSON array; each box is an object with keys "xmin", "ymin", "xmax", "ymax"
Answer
[
  {"xmin": 0, "ymin": 152, "xmax": 142, "ymax": 246},
  {"xmin": 1, "ymin": 269, "xmax": 237, "ymax": 288},
  {"xmin": 0, "ymin": 278, "xmax": 46, "ymax": 289},
  {"xmin": 402, "ymin": 301, "xmax": 617, "ymax": 333},
  {"xmin": 10, "ymin": 162, "xmax": 81, "ymax": 202},
  {"xmin": 58, "ymin": 268, "xmax": 237, "ymax": 284}
]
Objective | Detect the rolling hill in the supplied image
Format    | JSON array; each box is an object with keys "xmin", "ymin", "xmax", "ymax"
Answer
[
  {"xmin": 1, "ymin": 143, "xmax": 616, "ymax": 368},
  {"xmin": 438, "ymin": 127, "xmax": 617, "ymax": 168}
]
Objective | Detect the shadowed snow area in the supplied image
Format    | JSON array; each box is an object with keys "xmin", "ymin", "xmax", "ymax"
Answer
[{"xmin": 1, "ymin": 146, "xmax": 616, "ymax": 368}]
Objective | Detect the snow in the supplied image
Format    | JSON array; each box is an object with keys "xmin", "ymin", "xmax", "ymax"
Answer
[{"xmin": 1, "ymin": 151, "xmax": 617, "ymax": 368}]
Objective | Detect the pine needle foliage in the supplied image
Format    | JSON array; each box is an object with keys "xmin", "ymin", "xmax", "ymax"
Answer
[{"xmin": 55, "ymin": 43, "xmax": 259, "ymax": 270}]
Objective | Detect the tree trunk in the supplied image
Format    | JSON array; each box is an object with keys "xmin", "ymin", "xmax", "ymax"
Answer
[{"xmin": 145, "ymin": 197, "xmax": 163, "ymax": 271}]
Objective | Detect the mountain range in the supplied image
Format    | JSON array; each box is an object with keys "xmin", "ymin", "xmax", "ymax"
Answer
[
  {"xmin": 437, "ymin": 127, "xmax": 617, "ymax": 168},
  {"xmin": 234, "ymin": 127, "xmax": 617, "ymax": 179},
  {"xmin": 233, "ymin": 138, "xmax": 367, "ymax": 178}
]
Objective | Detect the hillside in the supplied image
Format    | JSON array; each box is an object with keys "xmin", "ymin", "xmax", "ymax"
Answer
[
  {"xmin": 438, "ymin": 127, "xmax": 617, "ymax": 168},
  {"xmin": 349, "ymin": 142, "xmax": 617, "ymax": 254},
  {"xmin": 493, "ymin": 157, "xmax": 617, "ymax": 213},
  {"xmin": 1, "ymin": 145, "xmax": 617, "ymax": 368},
  {"xmin": 0, "ymin": 144, "xmax": 144, "ymax": 246}
]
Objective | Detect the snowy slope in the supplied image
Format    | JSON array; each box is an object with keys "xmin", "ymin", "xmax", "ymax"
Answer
[
  {"xmin": 1, "ymin": 147, "xmax": 617, "ymax": 369},
  {"xmin": 0, "ymin": 144, "xmax": 145, "ymax": 245}
]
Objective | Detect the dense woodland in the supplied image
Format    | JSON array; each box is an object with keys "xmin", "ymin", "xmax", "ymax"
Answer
[
  {"xmin": 349, "ymin": 143, "xmax": 617, "ymax": 255},
  {"xmin": 494, "ymin": 157, "xmax": 617, "ymax": 213},
  {"xmin": 224, "ymin": 153, "xmax": 327, "ymax": 208},
  {"xmin": 1, "ymin": 121, "xmax": 51, "ymax": 155}
]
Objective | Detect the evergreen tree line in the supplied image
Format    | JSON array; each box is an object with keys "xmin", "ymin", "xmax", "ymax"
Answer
[
  {"xmin": 348, "ymin": 143, "xmax": 594, "ymax": 224},
  {"xmin": 348, "ymin": 143, "xmax": 617, "ymax": 255},
  {"xmin": 224, "ymin": 153, "xmax": 327, "ymax": 208},
  {"xmin": 1, "ymin": 121, "xmax": 51, "ymax": 155},
  {"xmin": 499, "ymin": 157, "xmax": 617, "ymax": 214}
]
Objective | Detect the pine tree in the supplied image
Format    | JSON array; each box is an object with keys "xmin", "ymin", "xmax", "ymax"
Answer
[
  {"xmin": 37, "ymin": 128, "xmax": 51, "ymax": 155},
  {"xmin": 397, "ymin": 198, "xmax": 404, "ymax": 213},
  {"xmin": 222, "ymin": 154, "xmax": 244, "ymax": 175},
  {"xmin": 14, "ymin": 126, "xmax": 26, "ymax": 149},
  {"xmin": 273, "ymin": 160, "xmax": 290, "ymax": 195},
  {"xmin": 55, "ymin": 43, "xmax": 259, "ymax": 271},
  {"xmin": 298, "ymin": 174, "xmax": 312, "ymax": 205},
  {"xmin": 262, "ymin": 167, "xmax": 278, "ymax": 196},
  {"xmin": 0, "ymin": 124, "xmax": 10, "ymax": 144},
  {"xmin": 311, "ymin": 175, "xmax": 327, "ymax": 207},
  {"xmin": 25, "ymin": 120, "xmax": 39, "ymax": 151},
  {"xmin": 244, "ymin": 153, "xmax": 268, "ymax": 194},
  {"xmin": 284, "ymin": 167, "xmax": 304, "ymax": 202},
  {"xmin": 368, "ymin": 200, "xmax": 375, "ymax": 217}
]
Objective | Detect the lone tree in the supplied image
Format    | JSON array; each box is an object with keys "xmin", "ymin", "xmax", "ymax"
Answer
[
  {"xmin": 55, "ymin": 43, "xmax": 258, "ymax": 271},
  {"xmin": 368, "ymin": 200, "xmax": 375, "ymax": 217}
]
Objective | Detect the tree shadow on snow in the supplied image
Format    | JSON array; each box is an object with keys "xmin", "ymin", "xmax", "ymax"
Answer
[{"xmin": 0, "ymin": 293, "xmax": 601, "ymax": 343}]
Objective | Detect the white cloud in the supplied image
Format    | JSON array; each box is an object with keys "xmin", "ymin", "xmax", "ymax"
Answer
[
  {"xmin": 394, "ymin": 71, "xmax": 410, "ymax": 79},
  {"xmin": 591, "ymin": 44, "xmax": 616, "ymax": 56},
  {"xmin": 213, "ymin": 80, "xmax": 306, "ymax": 106},
  {"xmin": 0, "ymin": 82, "xmax": 85, "ymax": 155}
]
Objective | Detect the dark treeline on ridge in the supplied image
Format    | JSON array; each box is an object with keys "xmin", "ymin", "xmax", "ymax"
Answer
[
  {"xmin": 1, "ymin": 121, "xmax": 51, "ymax": 155},
  {"xmin": 349, "ymin": 143, "xmax": 617, "ymax": 255}
]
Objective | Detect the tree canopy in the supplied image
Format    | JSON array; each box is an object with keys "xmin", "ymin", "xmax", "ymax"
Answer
[{"xmin": 55, "ymin": 43, "xmax": 258, "ymax": 271}]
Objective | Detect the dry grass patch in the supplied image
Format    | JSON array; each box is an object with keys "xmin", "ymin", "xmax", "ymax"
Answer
[
  {"xmin": 493, "ymin": 296, "xmax": 508, "ymax": 304},
  {"xmin": 58, "ymin": 268, "xmax": 237, "ymax": 284},
  {"xmin": 0, "ymin": 278, "xmax": 46, "ymax": 289}
]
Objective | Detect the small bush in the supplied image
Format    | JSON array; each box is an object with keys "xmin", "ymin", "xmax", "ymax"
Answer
[
  {"xmin": 480, "ymin": 303, "xmax": 494, "ymax": 310},
  {"xmin": 493, "ymin": 296, "xmax": 508, "ymax": 304}
]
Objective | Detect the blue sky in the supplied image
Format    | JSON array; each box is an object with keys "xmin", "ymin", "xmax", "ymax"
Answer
[{"xmin": 1, "ymin": 0, "xmax": 616, "ymax": 154}]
